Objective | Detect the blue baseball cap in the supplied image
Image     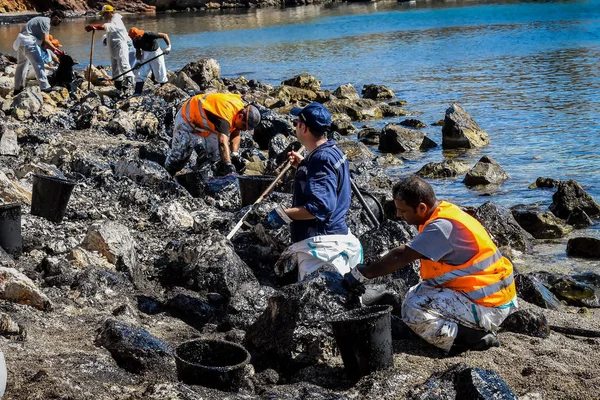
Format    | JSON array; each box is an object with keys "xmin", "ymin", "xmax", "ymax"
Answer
[{"xmin": 290, "ymin": 102, "xmax": 332, "ymax": 134}]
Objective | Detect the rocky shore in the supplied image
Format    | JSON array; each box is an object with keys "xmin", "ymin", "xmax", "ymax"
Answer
[{"xmin": 1, "ymin": 52, "xmax": 600, "ymax": 399}]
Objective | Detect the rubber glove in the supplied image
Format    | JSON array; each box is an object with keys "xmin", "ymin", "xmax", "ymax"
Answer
[
  {"xmin": 52, "ymin": 48, "xmax": 65, "ymax": 57},
  {"xmin": 230, "ymin": 152, "xmax": 246, "ymax": 173},
  {"xmin": 266, "ymin": 205, "xmax": 292, "ymax": 230},
  {"xmin": 163, "ymin": 46, "xmax": 171, "ymax": 55},
  {"xmin": 342, "ymin": 264, "xmax": 368, "ymax": 295},
  {"xmin": 215, "ymin": 161, "xmax": 237, "ymax": 177},
  {"xmin": 85, "ymin": 24, "xmax": 103, "ymax": 32}
]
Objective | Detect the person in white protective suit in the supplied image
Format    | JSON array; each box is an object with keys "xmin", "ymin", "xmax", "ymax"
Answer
[
  {"xmin": 102, "ymin": 34, "xmax": 137, "ymax": 72},
  {"xmin": 13, "ymin": 10, "xmax": 65, "ymax": 95},
  {"xmin": 85, "ymin": 5, "xmax": 134, "ymax": 92},
  {"xmin": 127, "ymin": 27, "xmax": 171, "ymax": 95}
]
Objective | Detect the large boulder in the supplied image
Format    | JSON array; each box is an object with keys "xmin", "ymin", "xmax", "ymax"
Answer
[
  {"xmin": 361, "ymin": 84, "xmax": 395, "ymax": 100},
  {"xmin": 463, "ymin": 156, "xmax": 509, "ymax": 186},
  {"xmin": 95, "ymin": 318, "xmax": 174, "ymax": 376},
  {"xmin": 11, "ymin": 86, "xmax": 43, "ymax": 120},
  {"xmin": 473, "ymin": 202, "xmax": 533, "ymax": 253},
  {"xmin": 0, "ymin": 267, "xmax": 52, "ymax": 311},
  {"xmin": 511, "ymin": 209, "xmax": 572, "ymax": 239},
  {"xmin": 549, "ymin": 180, "xmax": 600, "ymax": 220},
  {"xmin": 114, "ymin": 157, "xmax": 172, "ymax": 186},
  {"xmin": 566, "ymin": 237, "xmax": 600, "ymax": 259},
  {"xmin": 441, "ymin": 103, "xmax": 490, "ymax": 149},
  {"xmin": 156, "ymin": 232, "xmax": 258, "ymax": 299},
  {"xmin": 501, "ymin": 309, "xmax": 550, "ymax": 338},
  {"xmin": 179, "ymin": 58, "xmax": 221, "ymax": 89},
  {"xmin": 417, "ymin": 159, "xmax": 470, "ymax": 178},
  {"xmin": 245, "ymin": 271, "xmax": 348, "ymax": 371},
  {"xmin": 337, "ymin": 140, "xmax": 376, "ymax": 161},
  {"xmin": 82, "ymin": 221, "xmax": 141, "ymax": 287},
  {"xmin": 153, "ymin": 83, "xmax": 188, "ymax": 104},
  {"xmin": 333, "ymin": 83, "xmax": 359, "ymax": 100},
  {"xmin": 281, "ymin": 73, "xmax": 321, "ymax": 92},
  {"xmin": 169, "ymin": 71, "xmax": 201, "ymax": 92},
  {"xmin": 270, "ymin": 85, "xmax": 317, "ymax": 103},
  {"xmin": 515, "ymin": 273, "xmax": 562, "ymax": 310},
  {"xmin": 0, "ymin": 170, "xmax": 31, "ymax": 205},
  {"xmin": 378, "ymin": 124, "xmax": 437, "ymax": 153},
  {"xmin": 324, "ymin": 98, "xmax": 383, "ymax": 121}
]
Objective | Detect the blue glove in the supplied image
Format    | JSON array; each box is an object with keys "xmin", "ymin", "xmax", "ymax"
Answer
[
  {"xmin": 266, "ymin": 205, "xmax": 292, "ymax": 230},
  {"xmin": 342, "ymin": 264, "xmax": 369, "ymax": 295}
]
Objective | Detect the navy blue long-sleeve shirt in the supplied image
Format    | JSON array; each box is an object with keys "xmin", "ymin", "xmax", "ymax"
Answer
[{"xmin": 290, "ymin": 140, "xmax": 351, "ymax": 243}]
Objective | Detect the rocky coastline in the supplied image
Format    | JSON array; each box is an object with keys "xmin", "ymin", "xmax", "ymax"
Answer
[{"xmin": 1, "ymin": 53, "xmax": 600, "ymax": 399}]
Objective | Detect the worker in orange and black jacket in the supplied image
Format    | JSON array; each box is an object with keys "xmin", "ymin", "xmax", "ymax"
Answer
[
  {"xmin": 164, "ymin": 93, "xmax": 261, "ymax": 176},
  {"xmin": 343, "ymin": 175, "xmax": 518, "ymax": 355}
]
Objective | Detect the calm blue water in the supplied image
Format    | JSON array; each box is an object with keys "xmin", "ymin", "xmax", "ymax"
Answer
[{"xmin": 1, "ymin": 0, "xmax": 599, "ymax": 214}]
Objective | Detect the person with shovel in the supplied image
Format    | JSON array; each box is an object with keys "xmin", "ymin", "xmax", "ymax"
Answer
[
  {"xmin": 128, "ymin": 27, "xmax": 171, "ymax": 95},
  {"xmin": 267, "ymin": 102, "xmax": 363, "ymax": 281},
  {"xmin": 164, "ymin": 93, "xmax": 261, "ymax": 176},
  {"xmin": 12, "ymin": 10, "xmax": 65, "ymax": 95},
  {"xmin": 85, "ymin": 5, "xmax": 134, "ymax": 93},
  {"xmin": 343, "ymin": 175, "xmax": 518, "ymax": 355}
]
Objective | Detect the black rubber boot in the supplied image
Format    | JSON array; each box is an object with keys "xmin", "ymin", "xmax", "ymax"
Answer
[
  {"xmin": 449, "ymin": 324, "xmax": 500, "ymax": 355},
  {"xmin": 114, "ymin": 80, "xmax": 123, "ymax": 90},
  {"xmin": 134, "ymin": 81, "xmax": 144, "ymax": 95}
]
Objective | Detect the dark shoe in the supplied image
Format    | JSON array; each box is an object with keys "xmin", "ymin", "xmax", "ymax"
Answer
[
  {"xmin": 41, "ymin": 87, "xmax": 53, "ymax": 93},
  {"xmin": 12, "ymin": 88, "xmax": 23, "ymax": 96},
  {"xmin": 114, "ymin": 80, "xmax": 123, "ymax": 90},
  {"xmin": 449, "ymin": 325, "xmax": 500, "ymax": 355},
  {"xmin": 134, "ymin": 81, "xmax": 144, "ymax": 95}
]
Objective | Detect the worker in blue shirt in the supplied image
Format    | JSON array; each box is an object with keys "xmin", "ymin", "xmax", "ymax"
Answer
[{"xmin": 267, "ymin": 102, "xmax": 363, "ymax": 281}]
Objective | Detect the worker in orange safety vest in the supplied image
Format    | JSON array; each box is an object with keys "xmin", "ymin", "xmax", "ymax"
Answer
[
  {"xmin": 343, "ymin": 175, "xmax": 518, "ymax": 355},
  {"xmin": 165, "ymin": 93, "xmax": 261, "ymax": 176}
]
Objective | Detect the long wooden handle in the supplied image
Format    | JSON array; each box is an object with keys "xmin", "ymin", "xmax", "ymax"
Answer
[{"xmin": 88, "ymin": 30, "xmax": 95, "ymax": 91}]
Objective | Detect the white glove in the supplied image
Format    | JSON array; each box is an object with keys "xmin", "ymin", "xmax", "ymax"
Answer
[{"xmin": 163, "ymin": 46, "xmax": 171, "ymax": 55}]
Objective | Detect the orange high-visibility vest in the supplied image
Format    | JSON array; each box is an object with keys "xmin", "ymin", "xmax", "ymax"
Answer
[
  {"xmin": 181, "ymin": 93, "xmax": 245, "ymax": 138},
  {"xmin": 418, "ymin": 201, "xmax": 516, "ymax": 307}
]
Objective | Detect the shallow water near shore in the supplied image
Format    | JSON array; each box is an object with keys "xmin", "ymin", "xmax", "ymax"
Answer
[{"xmin": 1, "ymin": 0, "xmax": 599, "ymax": 272}]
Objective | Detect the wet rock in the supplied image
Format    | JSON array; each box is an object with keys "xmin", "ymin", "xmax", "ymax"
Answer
[
  {"xmin": 0, "ymin": 125, "xmax": 19, "ymax": 156},
  {"xmin": 71, "ymin": 153, "xmax": 111, "ymax": 177},
  {"xmin": 566, "ymin": 237, "xmax": 600, "ymax": 259},
  {"xmin": 337, "ymin": 140, "xmax": 375, "ymax": 161},
  {"xmin": 268, "ymin": 133, "xmax": 290, "ymax": 160},
  {"xmin": 417, "ymin": 159, "xmax": 470, "ymax": 179},
  {"xmin": 270, "ymin": 85, "xmax": 318, "ymax": 103},
  {"xmin": 463, "ymin": 156, "xmax": 510, "ymax": 186},
  {"xmin": 95, "ymin": 318, "xmax": 174, "ymax": 375},
  {"xmin": 114, "ymin": 157, "xmax": 172, "ymax": 186},
  {"xmin": 379, "ymin": 103, "xmax": 410, "ymax": 117},
  {"xmin": 529, "ymin": 177, "xmax": 560, "ymax": 189},
  {"xmin": 11, "ymin": 86, "xmax": 43, "ymax": 120},
  {"xmin": 157, "ymin": 233, "xmax": 258, "ymax": 298},
  {"xmin": 43, "ymin": 110, "xmax": 76, "ymax": 129},
  {"xmin": 261, "ymin": 382, "xmax": 346, "ymax": 399},
  {"xmin": 511, "ymin": 209, "xmax": 572, "ymax": 239},
  {"xmin": 549, "ymin": 180, "xmax": 600, "ymax": 220},
  {"xmin": 165, "ymin": 287, "xmax": 216, "ymax": 330},
  {"xmin": 169, "ymin": 71, "xmax": 201, "ymax": 92},
  {"xmin": 191, "ymin": 206, "xmax": 234, "ymax": 233},
  {"xmin": 0, "ymin": 267, "xmax": 52, "ymax": 311},
  {"xmin": 409, "ymin": 363, "xmax": 517, "ymax": 400},
  {"xmin": 139, "ymin": 140, "xmax": 169, "ymax": 166},
  {"xmin": 442, "ymin": 103, "xmax": 490, "ymax": 149},
  {"xmin": 333, "ymin": 83, "xmax": 359, "ymax": 100},
  {"xmin": 331, "ymin": 117, "xmax": 357, "ymax": 136},
  {"xmin": 473, "ymin": 202, "xmax": 532, "ymax": 253},
  {"xmin": 152, "ymin": 200, "xmax": 194, "ymax": 230},
  {"xmin": 354, "ymin": 369, "xmax": 418, "ymax": 399},
  {"xmin": 357, "ymin": 127, "xmax": 380, "ymax": 145},
  {"xmin": 501, "ymin": 309, "xmax": 550, "ymax": 338},
  {"xmin": 252, "ymin": 368, "xmax": 280, "ymax": 392},
  {"xmin": 362, "ymin": 84, "xmax": 395, "ymax": 100},
  {"xmin": 282, "ymin": 73, "xmax": 321, "ymax": 92},
  {"xmin": 132, "ymin": 111, "xmax": 160, "ymax": 138},
  {"xmin": 378, "ymin": 124, "xmax": 437, "ymax": 153},
  {"xmin": 0, "ymin": 76, "xmax": 12, "ymax": 97},
  {"xmin": 180, "ymin": 58, "xmax": 221, "ymax": 89},
  {"xmin": 82, "ymin": 221, "xmax": 140, "ymax": 286},
  {"xmin": 153, "ymin": 83, "xmax": 188, "ymax": 103},
  {"xmin": 253, "ymin": 106, "xmax": 294, "ymax": 150},
  {"xmin": 515, "ymin": 273, "xmax": 562, "ymax": 310},
  {"xmin": 226, "ymin": 284, "xmax": 278, "ymax": 330},
  {"xmin": 245, "ymin": 271, "xmax": 348, "ymax": 371},
  {"xmin": 550, "ymin": 276, "xmax": 599, "ymax": 307},
  {"xmin": 565, "ymin": 209, "xmax": 594, "ymax": 228},
  {"xmin": 400, "ymin": 118, "xmax": 427, "ymax": 129},
  {"xmin": 324, "ymin": 98, "xmax": 383, "ymax": 121},
  {"xmin": 0, "ymin": 170, "xmax": 31, "ymax": 205}
]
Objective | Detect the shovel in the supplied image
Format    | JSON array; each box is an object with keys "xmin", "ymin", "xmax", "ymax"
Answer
[
  {"xmin": 87, "ymin": 30, "xmax": 95, "ymax": 91},
  {"xmin": 110, "ymin": 51, "xmax": 167, "ymax": 82}
]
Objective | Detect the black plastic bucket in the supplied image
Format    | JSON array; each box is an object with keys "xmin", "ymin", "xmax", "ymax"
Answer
[
  {"xmin": 238, "ymin": 175, "xmax": 276, "ymax": 207},
  {"xmin": 176, "ymin": 171, "xmax": 208, "ymax": 198},
  {"xmin": 0, "ymin": 203, "xmax": 22, "ymax": 256},
  {"xmin": 329, "ymin": 305, "xmax": 393, "ymax": 380},
  {"xmin": 30, "ymin": 174, "xmax": 76, "ymax": 223},
  {"xmin": 359, "ymin": 191, "xmax": 385, "ymax": 224},
  {"xmin": 174, "ymin": 339, "xmax": 251, "ymax": 391}
]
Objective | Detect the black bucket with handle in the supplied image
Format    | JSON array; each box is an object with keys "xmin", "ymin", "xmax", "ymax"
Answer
[
  {"xmin": 329, "ymin": 305, "xmax": 393, "ymax": 380},
  {"xmin": 31, "ymin": 174, "xmax": 76, "ymax": 223},
  {"xmin": 238, "ymin": 175, "xmax": 276, "ymax": 207},
  {"xmin": 0, "ymin": 203, "xmax": 22, "ymax": 256},
  {"xmin": 174, "ymin": 339, "xmax": 251, "ymax": 391}
]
